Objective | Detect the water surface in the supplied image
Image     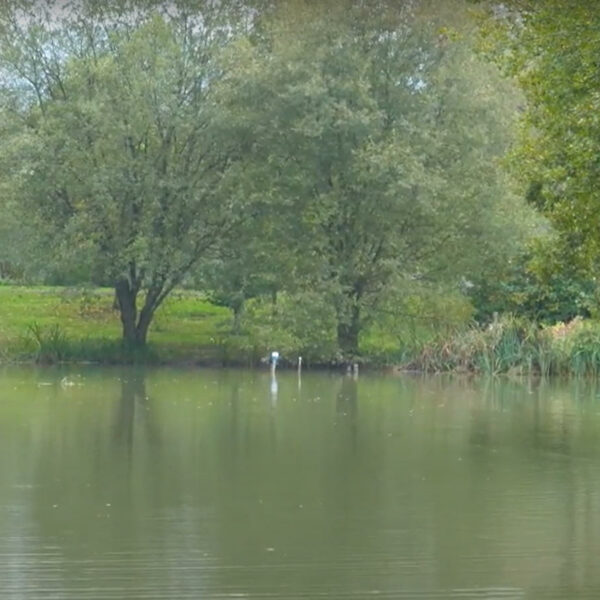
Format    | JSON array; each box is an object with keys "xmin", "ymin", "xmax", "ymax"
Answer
[{"xmin": 1, "ymin": 367, "xmax": 600, "ymax": 598}]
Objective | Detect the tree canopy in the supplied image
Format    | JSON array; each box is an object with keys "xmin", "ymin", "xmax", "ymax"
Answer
[
  {"xmin": 0, "ymin": 0, "xmax": 252, "ymax": 345},
  {"xmin": 482, "ymin": 0, "xmax": 600, "ymax": 273},
  {"xmin": 0, "ymin": 0, "xmax": 538, "ymax": 356},
  {"xmin": 217, "ymin": 0, "xmax": 532, "ymax": 356}
]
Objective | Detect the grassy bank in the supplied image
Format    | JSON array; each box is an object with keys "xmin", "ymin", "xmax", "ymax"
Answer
[
  {"xmin": 0, "ymin": 285, "xmax": 433, "ymax": 366},
  {"xmin": 0, "ymin": 286, "xmax": 233, "ymax": 365},
  {"xmin": 2, "ymin": 286, "xmax": 599, "ymax": 375}
]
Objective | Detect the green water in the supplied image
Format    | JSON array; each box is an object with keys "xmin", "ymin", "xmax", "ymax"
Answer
[{"xmin": 1, "ymin": 367, "xmax": 600, "ymax": 599}]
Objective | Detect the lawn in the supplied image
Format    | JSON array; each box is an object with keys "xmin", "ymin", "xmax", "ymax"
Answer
[
  {"xmin": 0, "ymin": 285, "xmax": 439, "ymax": 367},
  {"xmin": 0, "ymin": 285, "xmax": 236, "ymax": 364}
]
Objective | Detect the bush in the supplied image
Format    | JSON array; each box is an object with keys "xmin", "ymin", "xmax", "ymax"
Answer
[
  {"xmin": 26, "ymin": 322, "xmax": 71, "ymax": 364},
  {"xmin": 241, "ymin": 292, "xmax": 338, "ymax": 366},
  {"xmin": 411, "ymin": 314, "xmax": 600, "ymax": 377}
]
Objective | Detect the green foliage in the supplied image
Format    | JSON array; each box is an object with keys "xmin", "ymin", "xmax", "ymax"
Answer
[
  {"xmin": 569, "ymin": 327, "xmax": 600, "ymax": 377},
  {"xmin": 0, "ymin": 1, "xmax": 548, "ymax": 360},
  {"xmin": 469, "ymin": 238, "xmax": 598, "ymax": 324},
  {"xmin": 481, "ymin": 1, "xmax": 600, "ymax": 277},
  {"xmin": 0, "ymin": 286, "xmax": 229, "ymax": 364},
  {"xmin": 414, "ymin": 315, "xmax": 543, "ymax": 374},
  {"xmin": 413, "ymin": 314, "xmax": 600, "ymax": 377},
  {"xmin": 0, "ymin": 0, "xmax": 251, "ymax": 345},
  {"xmin": 5, "ymin": 284, "xmax": 600, "ymax": 375},
  {"xmin": 361, "ymin": 282, "xmax": 474, "ymax": 364},
  {"xmin": 217, "ymin": 0, "xmax": 533, "ymax": 357},
  {"xmin": 25, "ymin": 322, "xmax": 70, "ymax": 363},
  {"xmin": 243, "ymin": 292, "xmax": 338, "ymax": 365}
]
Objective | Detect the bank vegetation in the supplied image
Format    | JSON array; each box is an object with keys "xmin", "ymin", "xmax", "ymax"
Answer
[{"xmin": 0, "ymin": 1, "xmax": 599, "ymax": 374}]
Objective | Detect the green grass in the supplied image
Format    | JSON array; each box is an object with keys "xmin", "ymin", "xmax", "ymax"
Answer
[
  {"xmin": 3, "ymin": 285, "xmax": 599, "ymax": 375},
  {"xmin": 0, "ymin": 285, "xmax": 233, "ymax": 364},
  {"xmin": 0, "ymin": 285, "xmax": 342, "ymax": 366}
]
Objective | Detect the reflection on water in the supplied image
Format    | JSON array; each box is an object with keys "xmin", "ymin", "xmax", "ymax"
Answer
[
  {"xmin": 113, "ymin": 372, "xmax": 160, "ymax": 455},
  {"xmin": 270, "ymin": 373, "xmax": 278, "ymax": 407},
  {"xmin": 1, "ymin": 368, "xmax": 600, "ymax": 598}
]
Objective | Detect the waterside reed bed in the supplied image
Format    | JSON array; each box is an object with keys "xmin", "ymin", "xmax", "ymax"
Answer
[{"xmin": 412, "ymin": 315, "xmax": 600, "ymax": 376}]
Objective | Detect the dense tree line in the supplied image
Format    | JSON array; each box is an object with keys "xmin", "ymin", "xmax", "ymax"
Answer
[{"xmin": 0, "ymin": 0, "xmax": 594, "ymax": 358}]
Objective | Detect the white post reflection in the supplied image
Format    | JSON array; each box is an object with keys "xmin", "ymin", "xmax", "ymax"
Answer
[{"xmin": 270, "ymin": 373, "xmax": 278, "ymax": 407}]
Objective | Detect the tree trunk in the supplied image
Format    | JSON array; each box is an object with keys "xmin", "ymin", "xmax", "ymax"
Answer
[
  {"xmin": 115, "ymin": 278, "xmax": 138, "ymax": 346},
  {"xmin": 337, "ymin": 303, "xmax": 361, "ymax": 359},
  {"xmin": 135, "ymin": 304, "xmax": 153, "ymax": 346},
  {"xmin": 232, "ymin": 298, "xmax": 245, "ymax": 333},
  {"xmin": 115, "ymin": 275, "xmax": 165, "ymax": 347}
]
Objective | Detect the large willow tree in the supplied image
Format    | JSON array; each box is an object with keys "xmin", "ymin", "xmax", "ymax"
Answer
[
  {"xmin": 218, "ymin": 0, "xmax": 530, "ymax": 356},
  {"xmin": 0, "ymin": 0, "xmax": 251, "ymax": 345}
]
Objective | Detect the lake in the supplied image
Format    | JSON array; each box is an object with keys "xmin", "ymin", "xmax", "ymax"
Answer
[{"xmin": 1, "ymin": 367, "xmax": 600, "ymax": 599}]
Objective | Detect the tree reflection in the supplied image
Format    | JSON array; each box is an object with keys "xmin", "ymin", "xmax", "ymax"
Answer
[
  {"xmin": 113, "ymin": 370, "xmax": 160, "ymax": 459},
  {"xmin": 336, "ymin": 375, "xmax": 358, "ymax": 452},
  {"xmin": 6, "ymin": 371, "xmax": 600, "ymax": 598}
]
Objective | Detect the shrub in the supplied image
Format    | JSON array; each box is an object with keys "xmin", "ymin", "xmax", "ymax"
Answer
[{"xmin": 26, "ymin": 322, "xmax": 71, "ymax": 364}]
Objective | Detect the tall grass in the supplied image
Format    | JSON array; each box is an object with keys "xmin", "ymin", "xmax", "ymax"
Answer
[
  {"xmin": 5, "ymin": 322, "xmax": 162, "ymax": 365},
  {"xmin": 26, "ymin": 322, "xmax": 71, "ymax": 364},
  {"xmin": 411, "ymin": 315, "xmax": 600, "ymax": 376}
]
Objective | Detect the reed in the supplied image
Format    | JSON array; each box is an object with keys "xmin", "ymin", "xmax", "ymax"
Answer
[
  {"xmin": 26, "ymin": 322, "xmax": 71, "ymax": 364},
  {"xmin": 411, "ymin": 315, "xmax": 600, "ymax": 376}
]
